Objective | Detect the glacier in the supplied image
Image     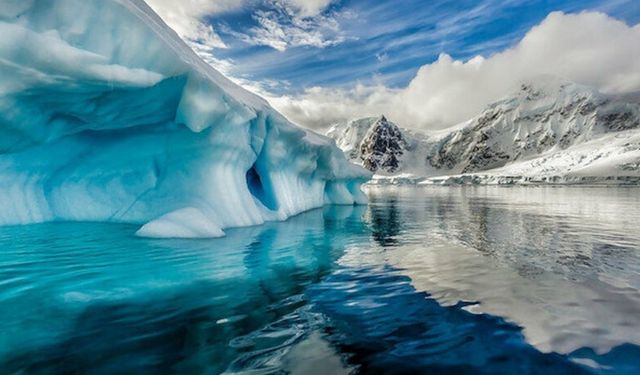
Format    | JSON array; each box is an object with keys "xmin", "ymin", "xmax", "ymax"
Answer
[{"xmin": 0, "ymin": 0, "xmax": 370, "ymax": 238}]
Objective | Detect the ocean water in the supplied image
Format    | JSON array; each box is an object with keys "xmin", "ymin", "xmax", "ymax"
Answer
[{"xmin": 1, "ymin": 186, "xmax": 639, "ymax": 374}]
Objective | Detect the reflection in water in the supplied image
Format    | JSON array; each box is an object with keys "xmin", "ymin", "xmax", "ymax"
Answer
[
  {"xmin": 360, "ymin": 186, "xmax": 640, "ymax": 356},
  {"xmin": 367, "ymin": 196, "xmax": 402, "ymax": 247},
  {"xmin": 0, "ymin": 187, "xmax": 639, "ymax": 374},
  {"xmin": 309, "ymin": 267, "xmax": 589, "ymax": 374},
  {"xmin": 0, "ymin": 207, "xmax": 367, "ymax": 374},
  {"xmin": 364, "ymin": 186, "xmax": 640, "ymax": 280}
]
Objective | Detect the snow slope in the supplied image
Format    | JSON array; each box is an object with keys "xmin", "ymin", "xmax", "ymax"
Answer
[
  {"xmin": 327, "ymin": 78, "xmax": 640, "ymax": 184},
  {"xmin": 0, "ymin": 0, "xmax": 370, "ymax": 238}
]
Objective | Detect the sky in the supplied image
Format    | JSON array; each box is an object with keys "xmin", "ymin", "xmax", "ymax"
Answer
[{"xmin": 146, "ymin": 0, "xmax": 640, "ymax": 131}]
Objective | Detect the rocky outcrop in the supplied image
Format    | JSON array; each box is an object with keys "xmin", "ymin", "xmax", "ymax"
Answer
[{"xmin": 359, "ymin": 116, "xmax": 407, "ymax": 172}]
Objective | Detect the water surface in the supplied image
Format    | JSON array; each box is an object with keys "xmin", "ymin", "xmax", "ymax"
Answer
[{"xmin": 1, "ymin": 187, "xmax": 639, "ymax": 374}]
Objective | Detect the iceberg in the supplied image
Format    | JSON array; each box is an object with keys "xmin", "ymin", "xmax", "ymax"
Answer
[{"xmin": 0, "ymin": 0, "xmax": 370, "ymax": 238}]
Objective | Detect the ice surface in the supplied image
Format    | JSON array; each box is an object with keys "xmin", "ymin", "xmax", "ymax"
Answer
[
  {"xmin": 136, "ymin": 207, "xmax": 225, "ymax": 238},
  {"xmin": 0, "ymin": 0, "xmax": 370, "ymax": 237}
]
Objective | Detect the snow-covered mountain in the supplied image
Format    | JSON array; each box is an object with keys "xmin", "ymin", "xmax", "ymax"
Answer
[
  {"xmin": 0, "ymin": 0, "xmax": 369, "ymax": 238},
  {"xmin": 327, "ymin": 116, "xmax": 407, "ymax": 172},
  {"xmin": 327, "ymin": 78, "xmax": 640, "ymax": 184},
  {"xmin": 327, "ymin": 116, "xmax": 433, "ymax": 174}
]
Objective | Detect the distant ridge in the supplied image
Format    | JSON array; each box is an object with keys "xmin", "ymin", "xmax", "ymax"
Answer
[{"xmin": 326, "ymin": 77, "xmax": 640, "ymax": 184}]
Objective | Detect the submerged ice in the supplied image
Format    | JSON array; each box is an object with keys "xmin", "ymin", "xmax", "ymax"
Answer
[{"xmin": 0, "ymin": 0, "xmax": 369, "ymax": 237}]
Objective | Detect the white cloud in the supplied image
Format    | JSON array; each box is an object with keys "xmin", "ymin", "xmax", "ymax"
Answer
[
  {"xmin": 265, "ymin": 11, "xmax": 640, "ymax": 130},
  {"xmin": 228, "ymin": 0, "xmax": 344, "ymax": 51},
  {"xmin": 285, "ymin": 0, "xmax": 334, "ymax": 18},
  {"xmin": 145, "ymin": 0, "xmax": 244, "ymax": 73},
  {"xmin": 145, "ymin": 0, "xmax": 241, "ymax": 49}
]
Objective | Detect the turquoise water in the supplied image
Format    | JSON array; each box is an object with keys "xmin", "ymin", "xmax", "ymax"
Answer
[{"xmin": 1, "ymin": 187, "xmax": 640, "ymax": 374}]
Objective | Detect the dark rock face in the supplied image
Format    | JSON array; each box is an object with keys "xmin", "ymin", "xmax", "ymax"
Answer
[
  {"xmin": 599, "ymin": 111, "xmax": 640, "ymax": 131},
  {"xmin": 428, "ymin": 83, "xmax": 640, "ymax": 174},
  {"xmin": 359, "ymin": 116, "xmax": 406, "ymax": 172}
]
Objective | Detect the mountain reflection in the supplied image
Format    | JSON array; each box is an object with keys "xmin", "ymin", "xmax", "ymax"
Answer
[{"xmin": 367, "ymin": 194, "xmax": 402, "ymax": 247}]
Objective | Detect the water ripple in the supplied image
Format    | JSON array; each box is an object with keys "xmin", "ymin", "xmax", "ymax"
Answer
[{"xmin": 1, "ymin": 188, "xmax": 640, "ymax": 373}]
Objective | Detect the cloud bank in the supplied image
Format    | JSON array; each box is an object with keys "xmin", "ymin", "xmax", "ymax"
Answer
[{"xmin": 263, "ymin": 11, "xmax": 640, "ymax": 130}]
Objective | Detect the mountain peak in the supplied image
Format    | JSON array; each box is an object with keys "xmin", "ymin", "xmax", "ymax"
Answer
[
  {"xmin": 328, "ymin": 78, "xmax": 640, "ymax": 180},
  {"xmin": 360, "ymin": 115, "xmax": 406, "ymax": 173}
]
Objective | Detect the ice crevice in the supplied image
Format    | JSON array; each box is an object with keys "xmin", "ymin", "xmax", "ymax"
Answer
[{"xmin": 0, "ymin": 0, "xmax": 370, "ymax": 238}]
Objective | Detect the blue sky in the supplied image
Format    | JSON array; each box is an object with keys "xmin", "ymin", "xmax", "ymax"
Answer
[
  {"xmin": 199, "ymin": 0, "xmax": 640, "ymax": 95},
  {"xmin": 148, "ymin": 0, "xmax": 640, "ymax": 129}
]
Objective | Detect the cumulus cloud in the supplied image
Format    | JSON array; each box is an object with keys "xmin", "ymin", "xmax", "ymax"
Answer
[{"xmin": 265, "ymin": 11, "xmax": 640, "ymax": 131}]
